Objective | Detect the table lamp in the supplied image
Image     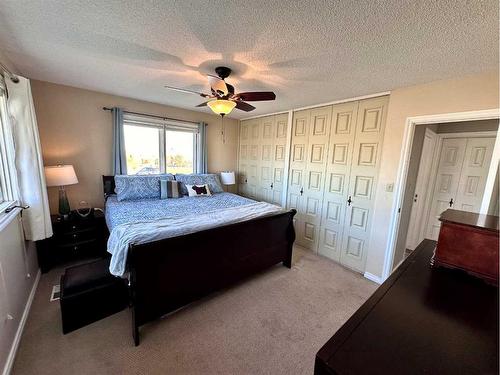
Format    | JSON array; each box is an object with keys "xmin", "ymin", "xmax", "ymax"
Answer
[
  {"xmin": 220, "ymin": 171, "xmax": 236, "ymax": 192},
  {"xmin": 45, "ymin": 165, "xmax": 78, "ymax": 218}
]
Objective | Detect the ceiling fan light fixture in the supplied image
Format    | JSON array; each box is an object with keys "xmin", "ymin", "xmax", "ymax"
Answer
[{"xmin": 207, "ymin": 99, "xmax": 236, "ymax": 116}]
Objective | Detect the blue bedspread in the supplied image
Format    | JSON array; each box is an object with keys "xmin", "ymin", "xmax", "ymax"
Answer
[{"xmin": 105, "ymin": 192, "xmax": 255, "ymax": 231}]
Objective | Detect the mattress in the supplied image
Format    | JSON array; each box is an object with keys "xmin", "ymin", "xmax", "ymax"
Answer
[{"xmin": 105, "ymin": 192, "xmax": 255, "ymax": 231}]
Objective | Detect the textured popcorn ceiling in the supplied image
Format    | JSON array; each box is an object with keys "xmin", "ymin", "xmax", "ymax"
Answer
[{"xmin": 0, "ymin": 0, "xmax": 497, "ymax": 119}]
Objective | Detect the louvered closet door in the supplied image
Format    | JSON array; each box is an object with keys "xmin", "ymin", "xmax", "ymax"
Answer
[
  {"xmin": 258, "ymin": 116, "xmax": 275, "ymax": 203},
  {"xmin": 300, "ymin": 106, "xmax": 332, "ymax": 250},
  {"xmin": 426, "ymin": 138, "xmax": 467, "ymax": 240},
  {"xmin": 287, "ymin": 110, "xmax": 311, "ymax": 248},
  {"xmin": 454, "ymin": 137, "xmax": 495, "ymax": 212},
  {"xmin": 238, "ymin": 120, "xmax": 250, "ymax": 196},
  {"xmin": 339, "ymin": 96, "xmax": 388, "ymax": 272},
  {"xmin": 318, "ymin": 102, "xmax": 359, "ymax": 261},
  {"xmin": 271, "ymin": 113, "xmax": 289, "ymax": 206},
  {"xmin": 247, "ymin": 119, "xmax": 262, "ymax": 199}
]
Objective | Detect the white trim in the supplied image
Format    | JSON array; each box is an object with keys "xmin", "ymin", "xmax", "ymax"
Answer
[
  {"xmin": 239, "ymin": 110, "xmax": 290, "ymax": 121},
  {"xmin": 382, "ymin": 109, "xmax": 500, "ymax": 280},
  {"xmin": 240, "ymin": 91, "xmax": 391, "ymax": 120},
  {"xmin": 0, "ymin": 205, "xmax": 20, "ymax": 233},
  {"xmin": 363, "ymin": 271, "xmax": 383, "ymax": 284},
  {"xmin": 2, "ymin": 269, "xmax": 40, "ymax": 375}
]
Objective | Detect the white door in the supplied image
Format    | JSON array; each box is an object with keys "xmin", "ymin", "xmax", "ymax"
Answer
[
  {"xmin": 247, "ymin": 119, "xmax": 261, "ymax": 199},
  {"xmin": 318, "ymin": 101, "xmax": 358, "ymax": 261},
  {"xmin": 339, "ymin": 97, "xmax": 388, "ymax": 272},
  {"xmin": 258, "ymin": 116, "xmax": 275, "ymax": 203},
  {"xmin": 426, "ymin": 138, "xmax": 467, "ymax": 240},
  {"xmin": 425, "ymin": 136, "xmax": 495, "ymax": 240},
  {"xmin": 271, "ymin": 113, "xmax": 289, "ymax": 206},
  {"xmin": 287, "ymin": 109, "xmax": 311, "ymax": 248},
  {"xmin": 454, "ymin": 137, "xmax": 495, "ymax": 212},
  {"xmin": 406, "ymin": 128, "xmax": 438, "ymax": 250},
  {"xmin": 300, "ymin": 106, "xmax": 332, "ymax": 251}
]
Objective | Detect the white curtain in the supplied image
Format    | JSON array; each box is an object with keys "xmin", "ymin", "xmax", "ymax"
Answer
[{"xmin": 6, "ymin": 77, "xmax": 52, "ymax": 241}]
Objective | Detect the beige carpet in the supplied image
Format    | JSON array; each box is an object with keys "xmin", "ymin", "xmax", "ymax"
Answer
[{"xmin": 12, "ymin": 247, "xmax": 376, "ymax": 375}]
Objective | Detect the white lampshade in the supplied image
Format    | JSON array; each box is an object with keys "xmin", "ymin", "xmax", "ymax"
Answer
[
  {"xmin": 207, "ymin": 99, "xmax": 236, "ymax": 116},
  {"xmin": 220, "ymin": 171, "xmax": 236, "ymax": 185},
  {"xmin": 45, "ymin": 165, "xmax": 78, "ymax": 187}
]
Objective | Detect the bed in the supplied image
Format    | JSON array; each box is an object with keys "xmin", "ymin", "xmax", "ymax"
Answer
[{"xmin": 102, "ymin": 176, "xmax": 296, "ymax": 345}]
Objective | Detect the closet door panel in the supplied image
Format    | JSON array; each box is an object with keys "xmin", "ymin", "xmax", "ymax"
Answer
[
  {"xmin": 318, "ymin": 102, "xmax": 358, "ymax": 261},
  {"xmin": 272, "ymin": 113, "xmax": 289, "ymax": 206},
  {"xmin": 426, "ymin": 138, "xmax": 467, "ymax": 240},
  {"xmin": 238, "ymin": 121, "xmax": 251, "ymax": 196},
  {"xmin": 287, "ymin": 110, "xmax": 310, "ymax": 248},
  {"xmin": 454, "ymin": 137, "xmax": 495, "ymax": 212},
  {"xmin": 301, "ymin": 106, "xmax": 332, "ymax": 250},
  {"xmin": 258, "ymin": 116, "xmax": 275, "ymax": 202},
  {"xmin": 340, "ymin": 96, "xmax": 388, "ymax": 272},
  {"xmin": 247, "ymin": 119, "xmax": 262, "ymax": 200}
]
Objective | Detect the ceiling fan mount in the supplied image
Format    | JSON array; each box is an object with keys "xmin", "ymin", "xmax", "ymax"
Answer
[
  {"xmin": 214, "ymin": 66, "xmax": 232, "ymax": 80},
  {"xmin": 164, "ymin": 66, "xmax": 276, "ymax": 115}
]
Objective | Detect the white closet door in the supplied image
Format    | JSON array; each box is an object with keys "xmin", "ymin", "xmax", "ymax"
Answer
[
  {"xmin": 426, "ymin": 138, "xmax": 467, "ymax": 240},
  {"xmin": 300, "ymin": 106, "xmax": 332, "ymax": 250},
  {"xmin": 272, "ymin": 113, "xmax": 289, "ymax": 206},
  {"xmin": 339, "ymin": 96, "xmax": 388, "ymax": 272},
  {"xmin": 454, "ymin": 137, "xmax": 495, "ymax": 212},
  {"xmin": 238, "ymin": 120, "xmax": 250, "ymax": 196},
  {"xmin": 318, "ymin": 102, "xmax": 358, "ymax": 261},
  {"xmin": 287, "ymin": 110, "xmax": 310, "ymax": 248},
  {"xmin": 258, "ymin": 116, "xmax": 275, "ymax": 202},
  {"xmin": 247, "ymin": 119, "xmax": 262, "ymax": 199}
]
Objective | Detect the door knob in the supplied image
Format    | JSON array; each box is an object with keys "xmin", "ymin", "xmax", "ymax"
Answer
[
  {"xmin": 449, "ymin": 198, "xmax": 454, "ymax": 207},
  {"xmin": 270, "ymin": 183, "xmax": 273, "ymax": 189},
  {"xmin": 414, "ymin": 194, "xmax": 418, "ymax": 203},
  {"xmin": 300, "ymin": 188, "xmax": 304, "ymax": 196},
  {"xmin": 347, "ymin": 196, "xmax": 352, "ymax": 206}
]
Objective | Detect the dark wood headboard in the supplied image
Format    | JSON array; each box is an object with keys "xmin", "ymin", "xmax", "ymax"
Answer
[{"xmin": 102, "ymin": 175, "xmax": 115, "ymax": 199}]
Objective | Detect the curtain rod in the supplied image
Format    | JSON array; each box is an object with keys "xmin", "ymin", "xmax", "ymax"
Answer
[
  {"xmin": 0, "ymin": 61, "xmax": 20, "ymax": 83},
  {"xmin": 102, "ymin": 107, "xmax": 201, "ymax": 125}
]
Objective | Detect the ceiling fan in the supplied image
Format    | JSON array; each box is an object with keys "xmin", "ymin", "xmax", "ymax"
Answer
[{"xmin": 164, "ymin": 66, "xmax": 276, "ymax": 116}]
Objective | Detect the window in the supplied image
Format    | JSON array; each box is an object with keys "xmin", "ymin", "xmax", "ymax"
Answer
[{"xmin": 123, "ymin": 114, "xmax": 198, "ymax": 175}]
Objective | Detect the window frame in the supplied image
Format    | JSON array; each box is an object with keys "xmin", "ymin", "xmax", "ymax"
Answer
[{"xmin": 123, "ymin": 114, "xmax": 200, "ymax": 175}]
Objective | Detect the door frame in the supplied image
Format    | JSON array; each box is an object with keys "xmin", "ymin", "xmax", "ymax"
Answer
[{"xmin": 383, "ymin": 109, "xmax": 500, "ymax": 278}]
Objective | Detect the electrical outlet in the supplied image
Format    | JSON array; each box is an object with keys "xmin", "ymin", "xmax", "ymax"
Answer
[{"xmin": 386, "ymin": 183, "xmax": 394, "ymax": 192}]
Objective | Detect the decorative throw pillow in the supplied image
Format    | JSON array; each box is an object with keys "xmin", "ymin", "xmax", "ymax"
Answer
[
  {"xmin": 115, "ymin": 174, "xmax": 174, "ymax": 201},
  {"xmin": 185, "ymin": 184, "xmax": 211, "ymax": 197},
  {"xmin": 160, "ymin": 180, "xmax": 182, "ymax": 199},
  {"xmin": 175, "ymin": 174, "xmax": 223, "ymax": 195}
]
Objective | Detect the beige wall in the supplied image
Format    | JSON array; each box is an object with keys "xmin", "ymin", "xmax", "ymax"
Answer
[
  {"xmin": 366, "ymin": 70, "xmax": 499, "ymax": 279},
  {"xmin": 31, "ymin": 80, "xmax": 239, "ymax": 213}
]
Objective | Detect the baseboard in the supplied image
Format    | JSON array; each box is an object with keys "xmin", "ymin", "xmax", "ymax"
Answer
[
  {"xmin": 364, "ymin": 271, "xmax": 383, "ymax": 284},
  {"xmin": 2, "ymin": 269, "xmax": 40, "ymax": 375}
]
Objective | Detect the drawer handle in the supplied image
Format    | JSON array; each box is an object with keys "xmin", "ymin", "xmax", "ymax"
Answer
[
  {"xmin": 6, "ymin": 314, "xmax": 13, "ymax": 321},
  {"xmin": 73, "ymin": 234, "xmax": 77, "ymax": 238},
  {"xmin": 74, "ymin": 246, "xmax": 79, "ymax": 251},
  {"xmin": 72, "ymin": 225, "xmax": 76, "ymax": 230}
]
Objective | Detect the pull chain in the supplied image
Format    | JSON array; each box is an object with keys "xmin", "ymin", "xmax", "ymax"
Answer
[{"xmin": 221, "ymin": 114, "xmax": 226, "ymax": 144}]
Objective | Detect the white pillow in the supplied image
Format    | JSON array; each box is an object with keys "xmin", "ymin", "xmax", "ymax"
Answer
[{"xmin": 185, "ymin": 184, "xmax": 212, "ymax": 197}]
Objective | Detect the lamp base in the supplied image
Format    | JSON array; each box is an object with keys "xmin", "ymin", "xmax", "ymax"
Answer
[{"xmin": 58, "ymin": 186, "xmax": 71, "ymax": 219}]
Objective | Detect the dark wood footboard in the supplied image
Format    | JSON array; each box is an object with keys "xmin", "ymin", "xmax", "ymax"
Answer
[{"xmin": 128, "ymin": 209, "xmax": 296, "ymax": 345}]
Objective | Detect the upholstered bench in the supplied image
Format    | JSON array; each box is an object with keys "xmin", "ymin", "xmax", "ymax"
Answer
[{"xmin": 60, "ymin": 258, "xmax": 129, "ymax": 334}]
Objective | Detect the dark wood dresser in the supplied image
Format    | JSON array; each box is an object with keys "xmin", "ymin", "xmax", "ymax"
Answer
[
  {"xmin": 36, "ymin": 210, "xmax": 109, "ymax": 273},
  {"xmin": 434, "ymin": 209, "xmax": 499, "ymax": 284},
  {"xmin": 315, "ymin": 239, "xmax": 498, "ymax": 375}
]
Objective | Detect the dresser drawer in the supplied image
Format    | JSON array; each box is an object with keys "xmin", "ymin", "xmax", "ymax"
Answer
[{"xmin": 57, "ymin": 227, "xmax": 99, "ymax": 244}]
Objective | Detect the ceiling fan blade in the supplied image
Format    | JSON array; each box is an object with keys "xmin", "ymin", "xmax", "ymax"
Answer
[
  {"xmin": 207, "ymin": 75, "xmax": 228, "ymax": 96},
  {"xmin": 235, "ymin": 101, "xmax": 256, "ymax": 112},
  {"xmin": 236, "ymin": 91, "xmax": 276, "ymax": 101},
  {"xmin": 196, "ymin": 101, "xmax": 210, "ymax": 107},
  {"xmin": 164, "ymin": 85, "xmax": 211, "ymax": 98}
]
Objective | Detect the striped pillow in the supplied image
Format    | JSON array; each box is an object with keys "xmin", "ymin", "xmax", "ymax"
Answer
[{"xmin": 160, "ymin": 180, "xmax": 181, "ymax": 199}]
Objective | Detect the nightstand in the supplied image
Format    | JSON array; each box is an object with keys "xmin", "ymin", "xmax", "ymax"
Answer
[{"xmin": 36, "ymin": 210, "xmax": 109, "ymax": 273}]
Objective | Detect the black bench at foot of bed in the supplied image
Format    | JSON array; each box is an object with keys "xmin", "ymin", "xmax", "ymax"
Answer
[{"xmin": 129, "ymin": 208, "xmax": 296, "ymax": 346}]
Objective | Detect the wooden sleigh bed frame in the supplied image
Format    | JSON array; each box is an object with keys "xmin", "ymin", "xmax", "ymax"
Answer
[{"xmin": 103, "ymin": 176, "xmax": 296, "ymax": 346}]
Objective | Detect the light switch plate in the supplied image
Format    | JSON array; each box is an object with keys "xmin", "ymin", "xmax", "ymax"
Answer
[{"xmin": 386, "ymin": 183, "xmax": 394, "ymax": 192}]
